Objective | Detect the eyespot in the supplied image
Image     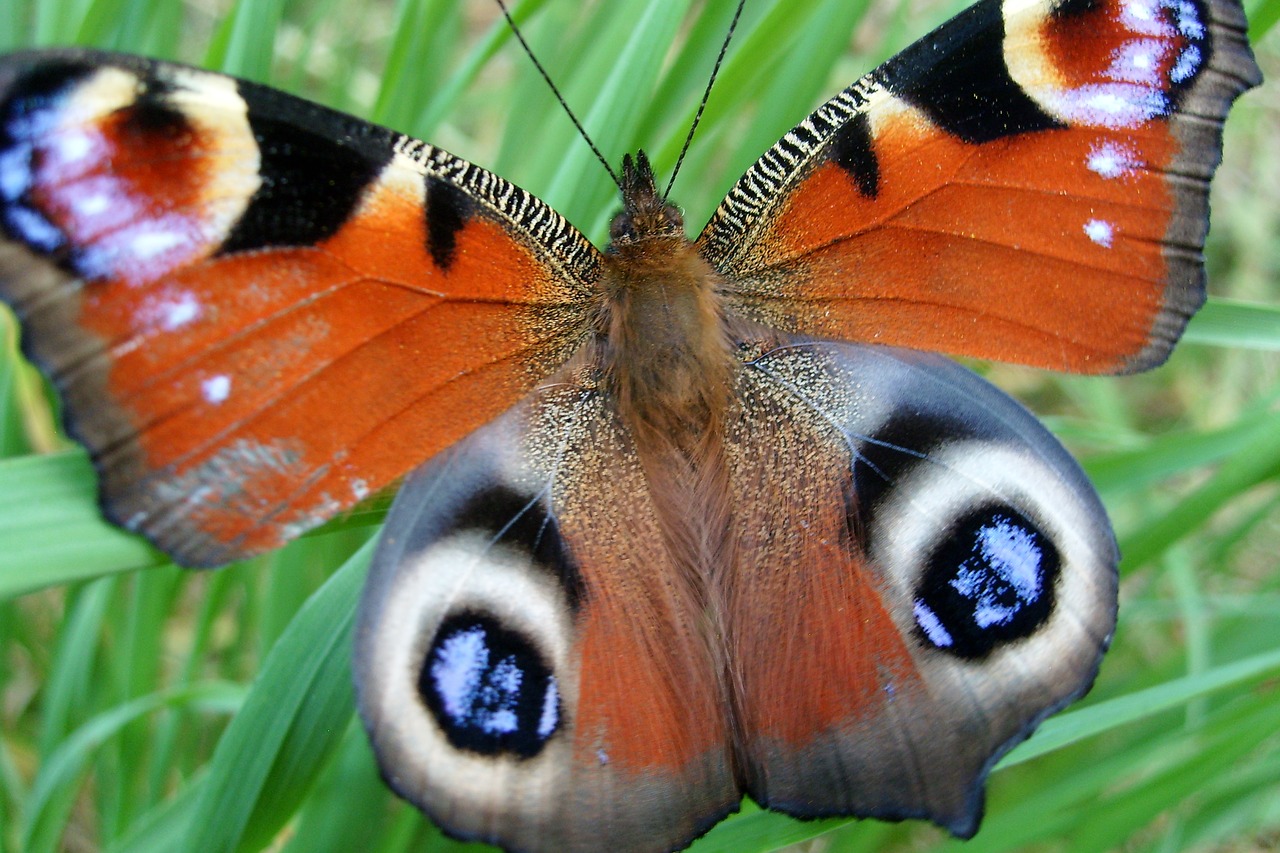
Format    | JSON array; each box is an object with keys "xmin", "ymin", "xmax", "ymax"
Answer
[
  {"xmin": 355, "ymin": 469, "xmax": 581, "ymax": 822},
  {"xmin": 358, "ymin": 527, "xmax": 577, "ymax": 764},
  {"xmin": 861, "ymin": 437, "xmax": 1116, "ymax": 663},
  {"xmin": 1, "ymin": 61, "xmax": 259, "ymax": 282},
  {"xmin": 422, "ymin": 611, "xmax": 561, "ymax": 758},
  {"xmin": 912, "ymin": 505, "xmax": 1060, "ymax": 658}
]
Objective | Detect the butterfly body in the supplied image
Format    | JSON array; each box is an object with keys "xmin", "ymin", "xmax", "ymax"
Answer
[
  {"xmin": 0, "ymin": 0, "xmax": 1260, "ymax": 850},
  {"xmin": 360, "ymin": 157, "xmax": 1126, "ymax": 853},
  {"xmin": 597, "ymin": 155, "xmax": 736, "ymax": 453}
]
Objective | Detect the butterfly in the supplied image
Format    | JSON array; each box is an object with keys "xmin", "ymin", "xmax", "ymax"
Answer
[{"xmin": 0, "ymin": 0, "xmax": 1260, "ymax": 850}]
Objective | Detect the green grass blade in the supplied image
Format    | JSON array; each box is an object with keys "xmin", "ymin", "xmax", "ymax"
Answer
[
  {"xmin": 1118, "ymin": 409, "xmax": 1280, "ymax": 570},
  {"xmin": 21, "ymin": 682, "xmax": 244, "ymax": 853},
  {"xmin": 1002, "ymin": 645, "xmax": 1280, "ymax": 765},
  {"xmin": 205, "ymin": 0, "xmax": 286, "ymax": 79},
  {"xmin": 0, "ymin": 453, "xmax": 164, "ymax": 599},
  {"xmin": 36, "ymin": 579, "xmax": 114, "ymax": 758},
  {"xmin": 1184, "ymin": 297, "xmax": 1280, "ymax": 350},
  {"xmin": 180, "ymin": 541, "xmax": 371, "ymax": 853}
]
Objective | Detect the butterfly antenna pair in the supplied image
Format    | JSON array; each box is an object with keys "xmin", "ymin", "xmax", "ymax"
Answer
[{"xmin": 494, "ymin": 0, "xmax": 746, "ymax": 202}]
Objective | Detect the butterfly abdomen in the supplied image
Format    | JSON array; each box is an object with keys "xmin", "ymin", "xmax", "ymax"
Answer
[{"xmin": 598, "ymin": 234, "xmax": 733, "ymax": 443}]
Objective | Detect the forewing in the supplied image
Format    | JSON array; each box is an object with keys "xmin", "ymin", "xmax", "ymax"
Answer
[
  {"xmin": 723, "ymin": 340, "xmax": 1118, "ymax": 835},
  {"xmin": 698, "ymin": 0, "xmax": 1259, "ymax": 373},
  {"xmin": 355, "ymin": 369, "xmax": 739, "ymax": 853},
  {"xmin": 0, "ymin": 49, "xmax": 601, "ymax": 565}
]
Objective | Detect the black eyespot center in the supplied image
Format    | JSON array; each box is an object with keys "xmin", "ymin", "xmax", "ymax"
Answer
[
  {"xmin": 419, "ymin": 611, "xmax": 561, "ymax": 759},
  {"xmin": 913, "ymin": 505, "xmax": 1060, "ymax": 659}
]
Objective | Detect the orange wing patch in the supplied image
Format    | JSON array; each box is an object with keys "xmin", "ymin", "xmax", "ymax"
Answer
[
  {"xmin": 88, "ymin": 158, "xmax": 592, "ymax": 563},
  {"xmin": 748, "ymin": 102, "xmax": 1179, "ymax": 372},
  {"xmin": 725, "ymin": 366, "xmax": 919, "ymax": 753}
]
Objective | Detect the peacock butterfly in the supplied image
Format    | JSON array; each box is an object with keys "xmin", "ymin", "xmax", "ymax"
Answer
[{"xmin": 0, "ymin": 0, "xmax": 1260, "ymax": 850}]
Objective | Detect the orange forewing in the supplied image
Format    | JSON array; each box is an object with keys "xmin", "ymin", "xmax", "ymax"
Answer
[
  {"xmin": 702, "ymin": 0, "xmax": 1256, "ymax": 375},
  {"xmin": 0, "ymin": 52, "xmax": 599, "ymax": 564},
  {"xmin": 0, "ymin": 49, "xmax": 604, "ymax": 560},
  {"xmin": 87, "ymin": 173, "xmax": 589, "ymax": 562},
  {"xmin": 744, "ymin": 121, "xmax": 1178, "ymax": 372}
]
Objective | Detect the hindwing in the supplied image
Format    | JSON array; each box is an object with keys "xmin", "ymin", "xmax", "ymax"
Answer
[
  {"xmin": 356, "ymin": 361, "xmax": 739, "ymax": 853},
  {"xmin": 724, "ymin": 340, "xmax": 1118, "ymax": 835}
]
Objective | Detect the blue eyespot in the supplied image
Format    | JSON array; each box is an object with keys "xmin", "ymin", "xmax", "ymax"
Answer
[
  {"xmin": 421, "ymin": 612, "xmax": 560, "ymax": 758},
  {"xmin": 0, "ymin": 68, "xmax": 73, "ymax": 252},
  {"xmin": 913, "ymin": 507, "xmax": 1059, "ymax": 659}
]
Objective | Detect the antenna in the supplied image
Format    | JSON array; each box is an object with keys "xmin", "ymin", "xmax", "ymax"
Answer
[
  {"xmin": 494, "ymin": 0, "xmax": 620, "ymax": 189},
  {"xmin": 664, "ymin": 0, "xmax": 746, "ymax": 200},
  {"xmin": 495, "ymin": 0, "xmax": 747, "ymax": 199}
]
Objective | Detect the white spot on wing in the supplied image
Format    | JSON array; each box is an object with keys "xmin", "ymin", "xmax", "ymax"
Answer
[
  {"xmin": 1059, "ymin": 85, "xmax": 1169, "ymax": 127},
  {"xmin": 202, "ymin": 374, "xmax": 231, "ymax": 404},
  {"xmin": 1109, "ymin": 40, "xmax": 1167, "ymax": 86},
  {"xmin": 74, "ymin": 216, "xmax": 198, "ymax": 282},
  {"xmin": 484, "ymin": 658, "xmax": 522, "ymax": 733},
  {"xmin": 4, "ymin": 207, "xmax": 62, "ymax": 251},
  {"xmin": 130, "ymin": 229, "xmax": 187, "ymax": 260},
  {"xmin": 72, "ymin": 193, "xmax": 112, "ymax": 217},
  {"xmin": 538, "ymin": 676, "xmax": 559, "ymax": 738},
  {"xmin": 50, "ymin": 127, "xmax": 94, "ymax": 164},
  {"xmin": 1172, "ymin": 44, "xmax": 1202, "ymax": 83},
  {"xmin": 138, "ymin": 290, "xmax": 202, "ymax": 331},
  {"xmin": 162, "ymin": 292, "xmax": 201, "ymax": 329},
  {"xmin": 1175, "ymin": 0, "xmax": 1205, "ymax": 37},
  {"xmin": 954, "ymin": 519, "xmax": 1045, "ymax": 629},
  {"xmin": 914, "ymin": 600, "xmax": 954, "ymax": 647},
  {"xmin": 979, "ymin": 522, "xmax": 1043, "ymax": 597},
  {"xmin": 1087, "ymin": 140, "xmax": 1141, "ymax": 179},
  {"xmin": 432, "ymin": 626, "xmax": 486, "ymax": 722},
  {"xmin": 1085, "ymin": 218, "xmax": 1115, "ymax": 247},
  {"xmin": 0, "ymin": 145, "xmax": 32, "ymax": 199},
  {"xmin": 1121, "ymin": 0, "xmax": 1165, "ymax": 33}
]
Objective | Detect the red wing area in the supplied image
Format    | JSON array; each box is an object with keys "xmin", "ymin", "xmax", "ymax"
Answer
[
  {"xmin": 0, "ymin": 51, "xmax": 600, "ymax": 565},
  {"xmin": 698, "ymin": 0, "xmax": 1259, "ymax": 374},
  {"xmin": 723, "ymin": 340, "xmax": 1118, "ymax": 834},
  {"xmin": 723, "ymin": 346, "xmax": 928, "ymax": 823}
]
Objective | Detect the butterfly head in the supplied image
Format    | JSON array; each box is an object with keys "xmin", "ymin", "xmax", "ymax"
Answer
[{"xmin": 609, "ymin": 151, "xmax": 684, "ymax": 249}]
